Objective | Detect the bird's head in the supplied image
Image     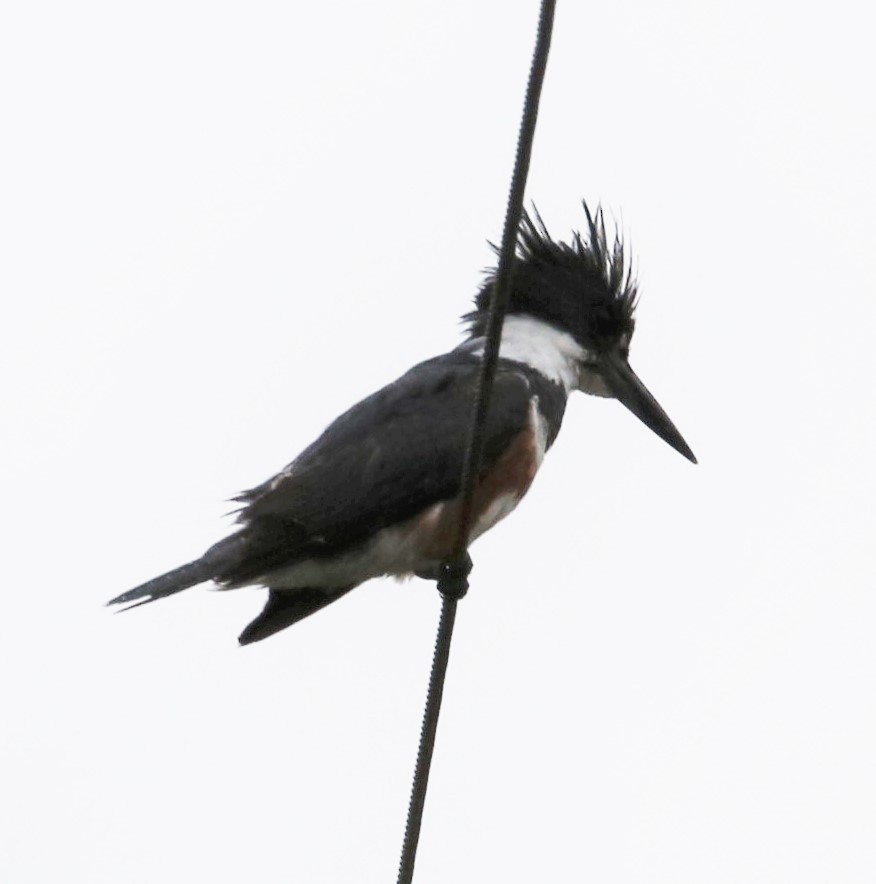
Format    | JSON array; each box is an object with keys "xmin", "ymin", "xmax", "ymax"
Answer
[{"xmin": 468, "ymin": 201, "xmax": 696, "ymax": 464}]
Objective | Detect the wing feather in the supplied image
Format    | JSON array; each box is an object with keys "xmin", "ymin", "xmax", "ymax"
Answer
[{"xmin": 222, "ymin": 355, "xmax": 532, "ymax": 584}]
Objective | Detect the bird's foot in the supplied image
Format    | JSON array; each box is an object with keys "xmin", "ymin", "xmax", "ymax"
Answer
[{"xmin": 436, "ymin": 552, "xmax": 472, "ymax": 600}]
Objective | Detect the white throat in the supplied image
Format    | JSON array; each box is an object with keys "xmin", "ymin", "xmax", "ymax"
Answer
[{"xmin": 465, "ymin": 313, "xmax": 586, "ymax": 392}]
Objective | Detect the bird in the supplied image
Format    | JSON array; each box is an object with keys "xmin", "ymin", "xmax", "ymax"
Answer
[{"xmin": 108, "ymin": 202, "xmax": 696, "ymax": 645}]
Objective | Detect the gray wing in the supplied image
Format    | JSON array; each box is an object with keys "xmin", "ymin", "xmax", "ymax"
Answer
[{"xmin": 219, "ymin": 354, "xmax": 533, "ymax": 585}]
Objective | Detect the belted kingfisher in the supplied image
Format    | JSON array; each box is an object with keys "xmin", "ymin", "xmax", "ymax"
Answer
[{"xmin": 109, "ymin": 202, "xmax": 695, "ymax": 644}]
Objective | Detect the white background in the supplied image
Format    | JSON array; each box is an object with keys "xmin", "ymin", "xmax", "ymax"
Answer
[{"xmin": 2, "ymin": 1, "xmax": 875, "ymax": 881}]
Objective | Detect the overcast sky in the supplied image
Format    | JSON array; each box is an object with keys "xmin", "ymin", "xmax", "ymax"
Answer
[{"xmin": 3, "ymin": 1, "xmax": 875, "ymax": 882}]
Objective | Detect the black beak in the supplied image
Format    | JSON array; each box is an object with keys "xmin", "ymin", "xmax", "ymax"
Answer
[{"xmin": 599, "ymin": 351, "xmax": 697, "ymax": 464}]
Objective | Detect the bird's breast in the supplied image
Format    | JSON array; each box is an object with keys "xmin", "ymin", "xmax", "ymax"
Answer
[
  {"xmin": 408, "ymin": 397, "xmax": 548, "ymax": 560},
  {"xmin": 257, "ymin": 399, "xmax": 549, "ymax": 589}
]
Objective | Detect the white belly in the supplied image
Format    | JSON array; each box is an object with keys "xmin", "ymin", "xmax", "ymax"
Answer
[{"xmin": 260, "ymin": 399, "xmax": 548, "ymax": 590}]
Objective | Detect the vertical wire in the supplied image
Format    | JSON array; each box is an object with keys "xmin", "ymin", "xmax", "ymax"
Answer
[
  {"xmin": 396, "ymin": 3, "xmax": 556, "ymax": 882},
  {"xmin": 449, "ymin": 0, "xmax": 556, "ymax": 560},
  {"xmin": 396, "ymin": 593, "xmax": 458, "ymax": 884}
]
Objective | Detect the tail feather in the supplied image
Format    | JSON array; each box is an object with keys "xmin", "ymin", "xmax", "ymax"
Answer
[
  {"xmin": 108, "ymin": 559, "xmax": 212, "ymax": 610},
  {"xmin": 109, "ymin": 534, "xmax": 356, "ymax": 644},
  {"xmin": 108, "ymin": 533, "xmax": 250, "ymax": 610},
  {"xmin": 238, "ymin": 586, "xmax": 355, "ymax": 645}
]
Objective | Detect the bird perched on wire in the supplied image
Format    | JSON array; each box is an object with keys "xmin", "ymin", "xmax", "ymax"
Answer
[{"xmin": 109, "ymin": 202, "xmax": 696, "ymax": 644}]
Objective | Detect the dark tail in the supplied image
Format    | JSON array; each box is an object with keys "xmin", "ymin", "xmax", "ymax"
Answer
[
  {"xmin": 238, "ymin": 586, "xmax": 355, "ymax": 645},
  {"xmin": 107, "ymin": 560, "xmax": 212, "ymax": 610},
  {"xmin": 109, "ymin": 533, "xmax": 355, "ymax": 644},
  {"xmin": 107, "ymin": 534, "xmax": 249, "ymax": 611}
]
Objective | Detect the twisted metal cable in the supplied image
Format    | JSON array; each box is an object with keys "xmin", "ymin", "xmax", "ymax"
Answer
[{"xmin": 396, "ymin": 2, "xmax": 557, "ymax": 881}]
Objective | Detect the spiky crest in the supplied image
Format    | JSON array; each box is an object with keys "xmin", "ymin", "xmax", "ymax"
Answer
[{"xmin": 467, "ymin": 201, "xmax": 638, "ymax": 352}]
